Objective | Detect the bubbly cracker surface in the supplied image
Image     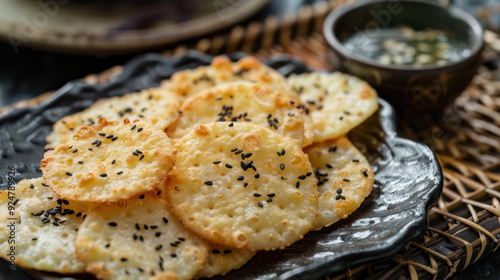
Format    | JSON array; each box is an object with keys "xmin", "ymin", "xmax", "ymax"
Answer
[
  {"xmin": 166, "ymin": 56, "xmax": 296, "ymax": 99},
  {"xmin": 168, "ymin": 82, "xmax": 306, "ymax": 146},
  {"xmin": 166, "ymin": 122, "xmax": 319, "ymax": 250},
  {"xmin": 305, "ymin": 137, "xmax": 374, "ymax": 230},
  {"xmin": 76, "ymin": 195, "xmax": 208, "ymax": 280},
  {"xmin": 46, "ymin": 87, "xmax": 180, "ymax": 148},
  {"xmin": 195, "ymin": 245, "xmax": 256, "ymax": 279},
  {"xmin": 0, "ymin": 178, "xmax": 92, "ymax": 273},
  {"xmin": 287, "ymin": 72, "xmax": 379, "ymax": 142},
  {"xmin": 41, "ymin": 119, "xmax": 177, "ymax": 202}
]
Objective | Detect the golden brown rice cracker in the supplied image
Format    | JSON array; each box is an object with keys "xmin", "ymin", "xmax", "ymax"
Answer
[
  {"xmin": 166, "ymin": 55, "xmax": 296, "ymax": 100},
  {"xmin": 287, "ymin": 72, "xmax": 379, "ymax": 142},
  {"xmin": 168, "ymin": 81, "xmax": 307, "ymax": 147},
  {"xmin": 46, "ymin": 87, "xmax": 180, "ymax": 149},
  {"xmin": 304, "ymin": 137, "xmax": 374, "ymax": 230},
  {"xmin": 195, "ymin": 245, "xmax": 256, "ymax": 279},
  {"xmin": 166, "ymin": 122, "xmax": 319, "ymax": 251},
  {"xmin": 75, "ymin": 194, "xmax": 209, "ymax": 280},
  {"xmin": 0, "ymin": 178, "xmax": 93, "ymax": 273},
  {"xmin": 41, "ymin": 119, "xmax": 177, "ymax": 202}
]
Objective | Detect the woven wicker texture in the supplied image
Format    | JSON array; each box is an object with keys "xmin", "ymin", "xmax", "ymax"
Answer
[{"xmin": 2, "ymin": 0, "xmax": 499, "ymax": 279}]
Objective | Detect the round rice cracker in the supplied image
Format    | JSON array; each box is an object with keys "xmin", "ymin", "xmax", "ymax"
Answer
[
  {"xmin": 287, "ymin": 72, "xmax": 379, "ymax": 142},
  {"xmin": 75, "ymin": 194, "xmax": 209, "ymax": 280},
  {"xmin": 167, "ymin": 81, "xmax": 307, "ymax": 147},
  {"xmin": 46, "ymin": 87, "xmax": 181, "ymax": 149},
  {"xmin": 195, "ymin": 245, "xmax": 256, "ymax": 279},
  {"xmin": 41, "ymin": 119, "xmax": 177, "ymax": 202},
  {"xmin": 304, "ymin": 137, "xmax": 374, "ymax": 230},
  {"xmin": 0, "ymin": 178, "xmax": 93, "ymax": 273},
  {"xmin": 165, "ymin": 55, "xmax": 296, "ymax": 100},
  {"xmin": 166, "ymin": 122, "xmax": 319, "ymax": 251}
]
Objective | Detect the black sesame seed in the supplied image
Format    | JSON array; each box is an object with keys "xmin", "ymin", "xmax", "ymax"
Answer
[
  {"xmin": 353, "ymin": 159, "xmax": 359, "ymax": 162},
  {"xmin": 361, "ymin": 169, "xmax": 369, "ymax": 177},
  {"xmin": 281, "ymin": 149, "xmax": 285, "ymax": 156},
  {"xmin": 253, "ymin": 193, "xmax": 261, "ymax": 197},
  {"xmin": 41, "ymin": 218, "xmax": 50, "ymax": 223},
  {"xmin": 65, "ymin": 172, "xmax": 72, "ymax": 176},
  {"xmin": 111, "ymin": 137, "xmax": 118, "ymax": 141},
  {"xmin": 277, "ymin": 151, "xmax": 281, "ymax": 156},
  {"xmin": 139, "ymin": 236, "xmax": 144, "ymax": 242},
  {"xmin": 139, "ymin": 195, "xmax": 145, "ymax": 199},
  {"xmin": 280, "ymin": 163, "xmax": 285, "ymax": 170},
  {"xmin": 328, "ymin": 146, "xmax": 337, "ymax": 152},
  {"xmin": 296, "ymin": 181, "xmax": 300, "ymax": 188},
  {"xmin": 108, "ymin": 222, "xmax": 117, "ymax": 227},
  {"xmin": 111, "ymin": 159, "xmax": 116, "ymax": 164},
  {"xmin": 117, "ymin": 171, "xmax": 123, "ymax": 175},
  {"xmin": 52, "ymin": 222, "xmax": 59, "ymax": 226},
  {"xmin": 98, "ymin": 133, "xmax": 106, "ymax": 136},
  {"xmin": 163, "ymin": 217, "xmax": 168, "ymax": 224},
  {"xmin": 72, "ymin": 149, "xmax": 78, "ymax": 153},
  {"xmin": 235, "ymin": 149, "xmax": 243, "ymax": 154},
  {"xmin": 121, "ymin": 258, "xmax": 127, "ymax": 262},
  {"xmin": 343, "ymin": 178, "xmax": 350, "ymax": 182},
  {"xmin": 298, "ymin": 175, "xmax": 306, "ymax": 180},
  {"xmin": 30, "ymin": 184, "xmax": 34, "ymax": 189},
  {"xmin": 105, "ymin": 243, "xmax": 110, "ymax": 248},
  {"xmin": 171, "ymin": 254, "xmax": 177, "ymax": 258},
  {"xmin": 213, "ymin": 161, "xmax": 221, "ymax": 164},
  {"xmin": 133, "ymin": 151, "xmax": 139, "ymax": 156},
  {"xmin": 155, "ymin": 245, "xmax": 162, "ymax": 250},
  {"xmin": 267, "ymin": 193, "xmax": 275, "ymax": 197},
  {"xmin": 306, "ymin": 172, "xmax": 312, "ymax": 176},
  {"xmin": 244, "ymin": 182, "xmax": 248, "ymax": 187},
  {"xmin": 257, "ymin": 202, "xmax": 264, "ymax": 208},
  {"xmin": 100, "ymin": 173, "xmax": 107, "ymax": 178},
  {"xmin": 231, "ymin": 148, "xmax": 238, "ymax": 152},
  {"xmin": 138, "ymin": 268, "xmax": 144, "ymax": 273},
  {"xmin": 151, "ymin": 225, "xmax": 158, "ymax": 229},
  {"xmin": 131, "ymin": 124, "xmax": 137, "ymax": 130},
  {"xmin": 32, "ymin": 238, "xmax": 37, "ymax": 241},
  {"xmin": 229, "ymin": 123, "xmax": 234, "ymax": 127},
  {"xmin": 205, "ymin": 181, "xmax": 213, "ymax": 186},
  {"xmin": 139, "ymin": 155, "xmax": 144, "ymax": 161},
  {"xmin": 178, "ymin": 238, "xmax": 185, "ymax": 241},
  {"xmin": 255, "ymin": 174, "xmax": 260, "ymax": 179},
  {"xmin": 336, "ymin": 194, "xmax": 342, "ymax": 200},
  {"xmin": 225, "ymin": 164, "xmax": 233, "ymax": 169},
  {"xmin": 223, "ymin": 250, "xmax": 232, "ymax": 254},
  {"xmin": 237, "ymin": 176, "xmax": 244, "ymax": 181},
  {"xmin": 155, "ymin": 232, "xmax": 161, "ymax": 237},
  {"xmin": 136, "ymin": 150, "xmax": 143, "ymax": 154},
  {"xmin": 88, "ymin": 148, "xmax": 93, "ymax": 151},
  {"xmin": 245, "ymin": 153, "xmax": 252, "ymax": 158},
  {"xmin": 337, "ymin": 188, "xmax": 343, "ymax": 194},
  {"xmin": 78, "ymin": 161, "xmax": 84, "ymax": 164},
  {"xmin": 57, "ymin": 199, "xmax": 62, "ymax": 205},
  {"xmin": 144, "ymin": 224, "xmax": 149, "ymax": 230},
  {"xmin": 106, "ymin": 135, "xmax": 114, "ymax": 139},
  {"xmin": 266, "ymin": 198, "xmax": 273, "ymax": 203},
  {"xmin": 76, "ymin": 212, "xmax": 82, "ymax": 217},
  {"xmin": 137, "ymin": 128, "xmax": 143, "ymax": 132},
  {"xmin": 62, "ymin": 199, "xmax": 69, "ymax": 205},
  {"xmin": 326, "ymin": 163, "xmax": 333, "ymax": 169},
  {"xmin": 133, "ymin": 234, "xmax": 138, "ymax": 240}
]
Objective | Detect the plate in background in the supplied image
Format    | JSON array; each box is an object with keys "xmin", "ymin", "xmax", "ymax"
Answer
[{"xmin": 0, "ymin": 0, "xmax": 269, "ymax": 55}]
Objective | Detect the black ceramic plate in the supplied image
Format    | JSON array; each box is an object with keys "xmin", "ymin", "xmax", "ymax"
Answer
[{"xmin": 0, "ymin": 51, "xmax": 443, "ymax": 280}]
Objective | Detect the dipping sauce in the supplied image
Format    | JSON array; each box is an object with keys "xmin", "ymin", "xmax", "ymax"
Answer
[{"xmin": 343, "ymin": 25, "xmax": 470, "ymax": 66}]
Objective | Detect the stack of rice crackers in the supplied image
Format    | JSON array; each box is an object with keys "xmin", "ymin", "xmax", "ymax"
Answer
[{"xmin": 0, "ymin": 56, "xmax": 378, "ymax": 279}]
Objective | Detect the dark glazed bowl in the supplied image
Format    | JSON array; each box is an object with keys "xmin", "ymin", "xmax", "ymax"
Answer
[{"xmin": 324, "ymin": 0, "xmax": 484, "ymax": 115}]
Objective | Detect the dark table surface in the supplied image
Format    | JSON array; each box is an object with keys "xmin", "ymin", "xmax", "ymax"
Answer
[{"xmin": 0, "ymin": 0, "xmax": 499, "ymax": 279}]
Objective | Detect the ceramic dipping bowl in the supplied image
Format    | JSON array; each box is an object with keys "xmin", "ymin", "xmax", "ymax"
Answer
[{"xmin": 324, "ymin": 0, "xmax": 484, "ymax": 115}]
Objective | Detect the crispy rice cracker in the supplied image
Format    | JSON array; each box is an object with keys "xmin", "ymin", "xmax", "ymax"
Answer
[
  {"xmin": 41, "ymin": 119, "xmax": 177, "ymax": 202},
  {"xmin": 166, "ymin": 122, "xmax": 319, "ymax": 251},
  {"xmin": 195, "ymin": 245, "xmax": 256, "ymax": 279},
  {"xmin": 0, "ymin": 178, "xmax": 92, "ymax": 273},
  {"xmin": 165, "ymin": 56, "xmax": 296, "ymax": 99},
  {"xmin": 287, "ymin": 72, "xmax": 378, "ymax": 142},
  {"xmin": 76, "ymin": 194, "xmax": 208, "ymax": 280},
  {"xmin": 167, "ymin": 82, "xmax": 307, "ymax": 147},
  {"xmin": 46, "ymin": 88, "xmax": 180, "ymax": 149},
  {"xmin": 304, "ymin": 137, "xmax": 374, "ymax": 230}
]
